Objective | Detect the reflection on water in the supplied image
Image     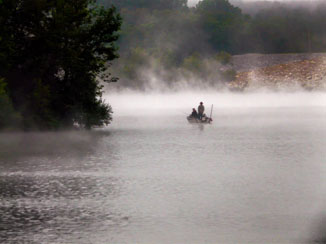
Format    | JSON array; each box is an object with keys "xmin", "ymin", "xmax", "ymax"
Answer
[
  {"xmin": 0, "ymin": 175, "xmax": 127, "ymax": 244},
  {"xmin": 0, "ymin": 131, "xmax": 111, "ymax": 159},
  {"xmin": 0, "ymin": 131, "xmax": 128, "ymax": 244},
  {"xmin": 0, "ymin": 107, "xmax": 326, "ymax": 243}
]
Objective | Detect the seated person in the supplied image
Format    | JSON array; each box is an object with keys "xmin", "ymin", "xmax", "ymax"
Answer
[{"xmin": 191, "ymin": 108, "xmax": 198, "ymax": 118}]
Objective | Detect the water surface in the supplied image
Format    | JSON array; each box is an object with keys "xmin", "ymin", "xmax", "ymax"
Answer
[{"xmin": 1, "ymin": 99, "xmax": 326, "ymax": 243}]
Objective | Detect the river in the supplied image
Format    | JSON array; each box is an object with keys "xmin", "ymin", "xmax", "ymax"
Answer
[{"xmin": 0, "ymin": 92, "xmax": 326, "ymax": 243}]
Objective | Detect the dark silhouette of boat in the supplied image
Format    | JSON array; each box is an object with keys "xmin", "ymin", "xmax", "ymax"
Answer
[
  {"xmin": 187, "ymin": 115, "xmax": 212, "ymax": 124},
  {"xmin": 187, "ymin": 104, "xmax": 213, "ymax": 124}
]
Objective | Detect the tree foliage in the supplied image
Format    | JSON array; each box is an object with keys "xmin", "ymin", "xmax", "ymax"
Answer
[
  {"xmin": 0, "ymin": 78, "xmax": 22, "ymax": 129},
  {"xmin": 0, "ymin": 0, "xmax": 121, "ymax": 130},
  {"xmin": 99, "ymin": 0, "xmax": 187, "ymax": 10},
  {"xmin": 196, "ymin": 0, "xmax": 250, "ymax": 52}
]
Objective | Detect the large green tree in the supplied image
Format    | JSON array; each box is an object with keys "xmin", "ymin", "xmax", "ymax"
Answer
[{"xmin": 0, "ymin": 0, "xmax": 121, "ymax": 130}]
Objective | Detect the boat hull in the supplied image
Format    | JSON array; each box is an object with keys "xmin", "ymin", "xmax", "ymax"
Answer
[{"xmin": 187, "ymin": 116, "xmax": 212, "ymax": 124}]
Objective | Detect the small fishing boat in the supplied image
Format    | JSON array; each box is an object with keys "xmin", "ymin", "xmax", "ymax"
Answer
[
  {"xmin": 187, "ymin": 104, "xmax": 213, "ymax": 124},
  {"xmin": 187, "ymin": 116, "xmax": 212, "ymax": 124}
]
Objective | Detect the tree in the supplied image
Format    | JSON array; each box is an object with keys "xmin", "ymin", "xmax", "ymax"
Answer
[
  {"xmin": 0, "ymin": 78, "xmax": 22, "ymax": 130},
  {"xmin": 99, "ymin": 0, "xmax": 187, "ymax": 10},
  {"xmin": 0, "ymin": 0, "xmax": 122, "ymax": 130},
  {"xmin": 195, "ymin": 0, "xmax": 246, "ymax": 53}
]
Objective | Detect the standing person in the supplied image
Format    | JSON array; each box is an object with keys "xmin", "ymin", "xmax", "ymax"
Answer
[{"xmin": 198, "ymin": 102, "xmax": 205, "ymax": 119}]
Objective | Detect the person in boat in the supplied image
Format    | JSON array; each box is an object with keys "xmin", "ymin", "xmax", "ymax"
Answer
[
  {"xmin": 190, "ymin": 108, "xmax": 198, "ymax": 119},
  {"xmin": 198, "ymin": 102, "xmax": 205, "ymax": 120}
]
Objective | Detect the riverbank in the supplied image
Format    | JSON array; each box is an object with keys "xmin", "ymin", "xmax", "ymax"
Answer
[{"xmin": 229, "ymin": 53, "xmax": 326, "ymax": 91}]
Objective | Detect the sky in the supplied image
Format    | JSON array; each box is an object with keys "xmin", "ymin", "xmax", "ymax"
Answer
[{"xmin": 188, "ymin": 0, "xmax": 317, "ymax": 5}]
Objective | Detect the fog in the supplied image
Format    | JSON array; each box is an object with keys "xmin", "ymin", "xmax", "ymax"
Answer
[
  {"xmin": 107, "ymin": 0, "xmax": 326, "ymax": 90},
  {"xmin": 106, "ymin": 91, "xmax": 326, "ymax": 117}
]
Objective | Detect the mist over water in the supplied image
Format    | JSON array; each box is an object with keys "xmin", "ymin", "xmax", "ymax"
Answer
[
  {"xmin": 106, "ymin": 91, "xmax": 326, "ymax": 116},
  {"xmin": 1, "ymin": 90, "xmax": 326, "ymax": 243}
]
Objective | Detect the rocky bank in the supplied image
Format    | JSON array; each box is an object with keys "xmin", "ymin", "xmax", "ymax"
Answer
[{"xmin": 228, "ymin": 53, "xmax": 326, "ymax": 91}]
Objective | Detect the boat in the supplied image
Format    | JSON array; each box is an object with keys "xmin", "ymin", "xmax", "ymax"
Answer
[
  {"xmin": 187, "ymin": 104, "xmax": 213, "ymax": 124},
  {"xmin": 187, "ymin": 115, "xmax": 212, "ymax": 124}
]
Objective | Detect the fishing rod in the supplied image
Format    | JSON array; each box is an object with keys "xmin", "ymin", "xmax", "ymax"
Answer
[{"xmin": 209, "ymin": 104, "xmax": 213, "ymax": 123}]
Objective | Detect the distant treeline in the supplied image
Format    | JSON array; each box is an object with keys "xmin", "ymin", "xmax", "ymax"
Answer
[{"xmin": 98, "ymin": 0, "xmax": 326, "ymax": 89}]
